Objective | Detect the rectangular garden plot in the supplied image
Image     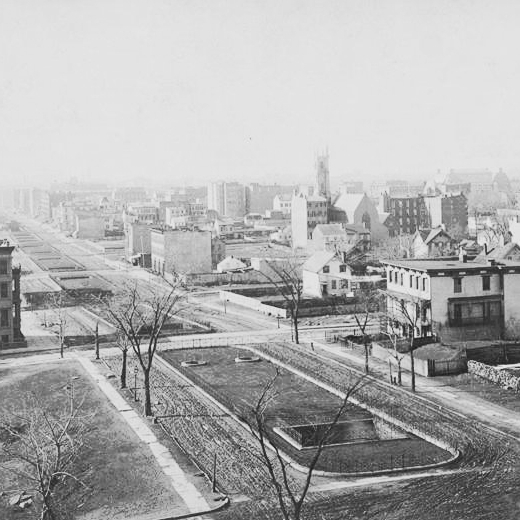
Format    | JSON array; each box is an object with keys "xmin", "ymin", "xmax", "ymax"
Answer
[{"xmin": 161, "ymin": 347, "xmax": 452, "ymax": 474}]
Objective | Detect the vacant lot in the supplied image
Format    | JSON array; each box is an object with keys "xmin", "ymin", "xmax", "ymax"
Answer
[
  {"xmin": 0, "ymin": 360, "xmax": 190, "ymax": 520},
  {"xmin": 161, "ymin": 347, "xmax": 451, "ymax": 473}
]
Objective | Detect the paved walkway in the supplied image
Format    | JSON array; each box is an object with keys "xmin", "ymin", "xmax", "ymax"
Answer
[
  {"xmin": 313, "ymin": 340, "xmax": 520, "ymax": 441},
  {"xmin": 75, "ymin": 355, "xmax": 211, "ymax": 517}
]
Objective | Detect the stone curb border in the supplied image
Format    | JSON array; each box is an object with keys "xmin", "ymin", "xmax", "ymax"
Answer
[
  {"xmin": 84, "ymin": 356, "xmax": 230, "ymax": 519},
  {"xmin": 158, "ymin": 495, "xmax": 230, "ymax": 520},
  {"xmin": 155, "ymin": 352, "xmax": 460, "ymax": 480}
]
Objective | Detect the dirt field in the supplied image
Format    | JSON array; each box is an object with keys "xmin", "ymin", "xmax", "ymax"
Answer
[
  {"xmin": 0, "ymin": 360, "xmax": 190, "ymax": 520},
  {"xmin": 161, "ymin": 347, "xmax": 451, "ymax": 473}
]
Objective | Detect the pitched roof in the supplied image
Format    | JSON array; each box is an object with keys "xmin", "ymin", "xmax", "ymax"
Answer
[
  {"xmin": 302, "ymin": 250, "xmax": 337, "ymax": 273},
  {"xmin": 415, "ymin": 227, "xmax": 452, "ymax": 245},
  {"xmin": 483, "ymin": 242, "xmax": 520, "ymax": 260},
  {"xmin": 313, "ymin": 224, "xmax": 346, "ymax": 237},
  {"xmin": 333, "ymin": 193, "xmax": 367, "ymax": 221},
  {"xmin": 444, "ymin": 169, "xmax": 493, "ymax": 185},
  {"xmin": 424, "ymin": 227, "xmax": 450, "ymax": 244},
  {"xmin": 344, "ymin": 224, "xmax": 370, "ymax": 234}
]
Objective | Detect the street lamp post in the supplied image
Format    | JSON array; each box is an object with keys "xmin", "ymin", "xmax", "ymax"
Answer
[{"xmin": 134, "ymin": 367, "xmax": 139, "ymax": 402}]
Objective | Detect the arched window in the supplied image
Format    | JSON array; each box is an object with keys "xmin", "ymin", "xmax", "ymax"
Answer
[{"xmin": 361, "ymin": 212, "xmax": 371, "ymax": 230}]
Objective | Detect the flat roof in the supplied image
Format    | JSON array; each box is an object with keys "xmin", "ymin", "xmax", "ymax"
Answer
[{"xmin": 382, "ymin": 258, "xmax": 520, "ymax": 273}]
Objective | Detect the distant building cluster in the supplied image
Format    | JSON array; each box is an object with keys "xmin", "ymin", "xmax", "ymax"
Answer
[{"xmin": 2, "ymin": 158, "xmax": 519, "ymax": 308}]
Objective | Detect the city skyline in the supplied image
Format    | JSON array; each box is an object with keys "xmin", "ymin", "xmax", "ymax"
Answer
[{"xmin": 3, "ymin": 1, "xmax": 520, "ymax": 185}]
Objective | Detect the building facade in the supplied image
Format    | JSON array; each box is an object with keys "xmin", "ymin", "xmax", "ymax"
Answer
[
  {"xmin": 0, "ymin": 243, "xmax": 22, "ymax": 348},
  {"xmin": 383, "ymin": 258, "xmax": 520, "ymax": 343},
  {"xmin": 151, "ymin": 228, "xmax": 225, "ymax": 276},
  {"xmin": 383, "ymin": 194, "xmax": 429, "ymax": 235},
  {"xmin": 291, "ymin": 192, "xmax": 328, "ymax": 248},
  {"xmin": 207, "ymin": 181, "xmax": 246, "ymax": 219}
]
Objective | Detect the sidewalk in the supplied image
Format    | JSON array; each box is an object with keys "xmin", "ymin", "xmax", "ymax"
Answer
[
  {"xmin": 0, "ymin": 350, "xmax": 226, "ymax": 519},
  {"xmin": 313, "ymin": 340, "xmax": 520, "ymax": 441},
  {"xmin": 75, "ymin": 354, "xmax": 215, "ymax": 518}
]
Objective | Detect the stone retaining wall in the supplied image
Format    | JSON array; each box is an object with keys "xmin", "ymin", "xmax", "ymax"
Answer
[{"xmin": 468, "ymin": 360, "xmax": 520, "ymax": 392}]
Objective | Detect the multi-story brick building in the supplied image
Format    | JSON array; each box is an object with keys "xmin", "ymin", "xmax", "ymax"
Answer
[
  {"xmin": 424, "ymin": 193, "xmax": 468, "ymax": 234},
  {"xmin": 151, "ymin": 228, "xmax": 225, "ymax": 277},
  {"xmin": 382, "ymin": 194, "xmax": 429, "ymax": 235},
  {"xmin": 0, "ymin": 242, "xmax": 23, "ymax": 348},
  {"xmin": 207, "ymin": 181, "xmax": 246, "ymax": 219}
]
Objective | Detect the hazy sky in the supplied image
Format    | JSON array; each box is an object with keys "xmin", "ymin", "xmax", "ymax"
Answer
[{"xmin": 2, "ymin": 0, "xmax": 520, "ymax": 187}]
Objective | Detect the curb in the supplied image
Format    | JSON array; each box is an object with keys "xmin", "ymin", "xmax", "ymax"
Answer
[
  {"xmin": 155, "ymin": 353, "xmax": 459, "ymax": 479},
  {"xmin": 158, "ymin": 496, "xmax": 230, "ymax": 520}
]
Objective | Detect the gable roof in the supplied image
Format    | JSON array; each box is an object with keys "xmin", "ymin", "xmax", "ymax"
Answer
[
  {"xmin": 333, "ymin": 193, "xmax": 368, "ymax": 221},
  {"xmin": 302, "ymin": 250, "xmax": 337, "ymax": 273},
  {"xmin": 414, "ymin": 227, "xmax": 452, "ymax": 245},
  {"xmin": 424, "ymin": 227, "xmax": 451, "ymax": 244},
  {"xmin": 313, "ymin": 224, "xmax": 346, "ymax": 237},
  {"xmin": 482, "ymin": 242, "xmax": 520, "ymax": 260}
]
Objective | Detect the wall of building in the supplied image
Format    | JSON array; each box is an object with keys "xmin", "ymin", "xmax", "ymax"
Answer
[
  {"xmin": 74, "ymin": 214, "xmax": 105, "ymax": 240},
  {"xmin": 291, "ymin": 194, "xmax": 310, "ymax": 248},
  {"xmin": 152, "ymin": 230, "xmax": 213, "ymax": 276},
  {"xmin": 503, "ymin": 271, "xmax": 520, "ymax": 339},
  {"xmin": 0, "ymin": 256, "xmax": 13, "ymax": 344}
]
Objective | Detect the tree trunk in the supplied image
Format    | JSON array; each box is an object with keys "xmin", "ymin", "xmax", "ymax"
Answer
[
  {"xmin": 294, "ymin": 318, "xmax": 299, "ymax": 345},
  {"xmin": 60, "ymin": 339, "xmax": 64, "ymax": 359},
  {"xmin": 397, "ymin": 362, "xmax": 402, "ymax": 386},
  {"xmin": 410, "ymin": 348, "xmax": 416, "ymax": 392},
  {"xmin": 364, "ymin": 341, "xmax": 370, "ymax": 374},
  {"xmin": 121, "ymin": 349, "xmax": 127, "ymax": 389},
  {"xmin": 143, "ymin": 368, "xmax": 152, "ymax": 416},
  {"xmin": 95, "ymin": 323, "xmax": 100, "ymax": 360}
]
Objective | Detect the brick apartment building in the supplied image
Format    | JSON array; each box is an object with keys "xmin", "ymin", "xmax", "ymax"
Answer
[
  {"xmin": 382, "ymin": 194, "xmax": 429, "ymax": 235},
  {"xmin": 0, "ymin": 241, "xmax": 23, "ymax": 348}
]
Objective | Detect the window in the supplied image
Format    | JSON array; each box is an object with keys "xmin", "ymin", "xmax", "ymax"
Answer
[
  {"xmin": 339, "ymin": 264, "xmax": 347, "ymax": 273},
  {"xmin": 453, "ymin": 303, "xmax": 462, "ymax": 321},
  {"xmin": 454, "ymin": 277, "xmax": 462, "ymax": 293},
  {"xmin": 415, "ymin": 277, "xmax": 419, "ymax": 290},
  {"xmin": 1, "ymin": 335, "xmax": 8, "ymax": 344},
  {"xmin": 331, "ymin": 280, "xmax": 337, "ymax": 290},
  {"xmin": 482, "ymin": 275, "xmax": 490, "ymax": 291},
  {"xmin": 0, "ymin": 259, "xmax": 7, "ymax": 275},
  {"xmin": 410, "ymin": 274, "xmax": 413, "ymax": 288},
  {"xmin": 340, "ymin": 280, "xmax": 348, "ymax": 289},
  {"xmin": 323, "ymin": 265, "xmax": 330, "ymax": 274},
  {"xmin": 400, "ymin": 273, "xmax": 404, "ymax": 285},
  {"xmin": 389, "ymin": 270, "xmax": 393, "ymax": 283},
  {"xmin": 0, "ymin": 283, "xmax": 7, "ymax": 298},
  {"xmin": 0, "ymin": 309, "xmax": 8, "ymax": 328}
]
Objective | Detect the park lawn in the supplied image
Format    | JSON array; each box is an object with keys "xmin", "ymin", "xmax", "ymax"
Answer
[
  {"xmin": 0, "ymin": 360, "xmax": 189, "ymax": 520},
  {"xmin": 161, "ymin": 347, "xmax": 451, "ymax": 473}
]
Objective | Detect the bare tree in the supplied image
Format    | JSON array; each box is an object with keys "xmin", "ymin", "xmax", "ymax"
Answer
[
  {"xmin": 383, "ymin": 319, "xmax": 405, "ymax": 386},
  {"xmin": 0, "ymin": 389, "xmax": 90, "ymax": 520},
  {"xmin": 260, "ymin": 258, "xmax": 303, "ymax": 344},
  {"xmin": 385, "ymin": 291, "xmax": 426, "ymax": 392},
  {"xmin": 376, "ymin": 234, "xmax": 415, "ymax": 260},
  {"xmin": 242, "ymin": 370, "xmax": 363, "ymax": 520},
  {"xmin": 353, "ymin": 284, "xmax": 383, "ymax": 374},
  {"xmin": 45, "ymin": 293, "xmax": 68, "ymax": 359},
  {"xmin": 104, "ymin": 281, "xmax": 183, "ymax": 416}
]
